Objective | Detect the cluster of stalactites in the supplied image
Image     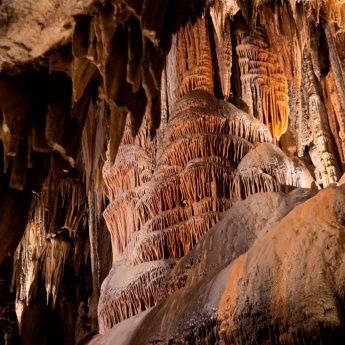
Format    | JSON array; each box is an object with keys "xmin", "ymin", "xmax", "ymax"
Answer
[
  {"xmin": 235, "ymin": 27, "xmax": 289, "ymax": 140},
  {"xmin": 298, "ymin": 0, "xmax": 345, "ymax": 26},
  {"xmin": 102, "ymin": 117, "xmax": 155, "ymax": 263},
  {"xmin": 100, "ymin": 86, "xmax": 315, "ymax": 329},
  {"xmin": 12, "ymin": 192, "xmax": 73, "ymax": 329},
  {"xmin": 98, "ymin": 261, "xmax": 174, "ymax": 333},
  {"xmin": 110, "ymin": 91, "xmax": 274, "ymax": 268},
  {"xmin": 165, "ymin": 8, "xmax": 233, "ymax": 106},
  {"xmin": 71, "ymin": 0, "xmax": 209, "ymax": 165},
  {"xmin": 175, "ymin": 15, "xmax": 214, "ymax": 98},
  {"xmin": 0, "ymin": 72, "xmax": 77, "ymax": 191},
  {"xmin": 9, "ymin": 142, "xmax": 94, "ymax": 331}
]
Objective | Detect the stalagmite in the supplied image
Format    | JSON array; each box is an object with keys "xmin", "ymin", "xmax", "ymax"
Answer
[{"xmin": 99, "ymin": 88, "xmax": 275, "ymax": 329}]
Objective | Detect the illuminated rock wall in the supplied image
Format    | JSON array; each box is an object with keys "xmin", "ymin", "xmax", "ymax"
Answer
[{"xmin": 1, "ymin": 1, "xmax": 345, "ymax": 344}]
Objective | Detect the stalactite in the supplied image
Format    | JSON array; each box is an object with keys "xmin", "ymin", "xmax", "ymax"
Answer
[
  {"xmin": 324, "ymin": 23, "xmax": 345, "ymax": 114},
  {"xmin": 309, "ymin": 24, "xmax": 322, "ymax": 82},
  {"xmin": 41, "ymin": 238, "xmax": 70, "ymax": 308},
  {"xmin": 176, "ymin": 15, "xmax": 214, "ymax": 98},
  {"xmin": 81, "ymin": 98, "xmax": 108, "ymax": 193},
  {"xmin": 161, "ymin": 34, "xmax": 178, "ymax": 122},
  {"xmin": 304, "ymin": 50, "xmax": 341, "ymax": 186},
  {"xmin": 71, "ymin": 57, "xmax": 98, "ymax": 104},
  {"xmin": 210, "ymin": 7, "xmax": 232, "ymax": 99},
  {"xmin": 324, "ymin": 71, "xmax": 345, "ymax": 169},
  {"xmin": 235, "ymin": 27, "xmax": 289, "ymax": 140}
]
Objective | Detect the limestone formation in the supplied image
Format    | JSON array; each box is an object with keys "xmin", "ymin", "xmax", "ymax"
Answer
[
  {"xmin": 90, "ymin": 186, "xmax": 345, "ymax": 344},
  {"xmin": 98, "ymin": 88, "xmax": 313, "ymax": 332},
  {"xmin": 219, "ymin": 186, "xmax": 345, "ymax": 344},
  {"xmin": 0, "ymin": 1, "xmax": 345, "ymax": 344}
]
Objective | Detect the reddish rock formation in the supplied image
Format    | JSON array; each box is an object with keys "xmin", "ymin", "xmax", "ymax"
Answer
[
  {"xmin": 0, "ymin": 1, "xmax": 345, "ymax": 344},
  {"xmin": 98, "ymin": 89, "xmax": 312, "ymax": 333}
]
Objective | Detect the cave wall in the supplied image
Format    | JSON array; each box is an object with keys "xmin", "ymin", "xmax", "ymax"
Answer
[{"xmin": 0, "ymin": 0, "xmax": 345, "ymax": 344}]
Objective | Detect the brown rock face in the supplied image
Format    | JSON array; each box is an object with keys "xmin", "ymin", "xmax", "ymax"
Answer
[{"xmin": 0, "ymin": 1, "xmax": 345, "ymax": 344}]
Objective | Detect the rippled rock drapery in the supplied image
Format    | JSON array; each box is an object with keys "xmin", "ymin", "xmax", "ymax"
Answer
[
  {"xmin": 91, "ymin": 185, "xmax": 345, "ymax": 345},
  {"xmin": 98, "ymin": 89, "xmax": 289, "ymax": 333},
  {"xmin": 1, "ymin": 0, "xmax": 345, "ymax": 344},
  {"xmin": 94, "ymin": 0, "xmax": 345, "ymax": 344},
  {"xmin": 97, "ymin": 90, "xmax": 313, "ymax": 338}
]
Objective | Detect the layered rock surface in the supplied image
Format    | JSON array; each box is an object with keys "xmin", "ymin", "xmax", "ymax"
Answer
[
  {"xmin": 91, "ymin": 185, "xmax": 345, "ymax": 344},
  {"xmin": 98, "ymin": 88, "xmax": 312, "ymax": 334},
  {"xmin": 1, "ymin": 1, "xmax": 345, "ymax": 344}
]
